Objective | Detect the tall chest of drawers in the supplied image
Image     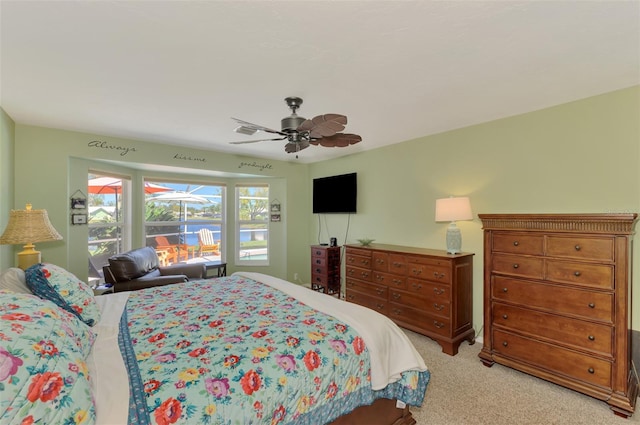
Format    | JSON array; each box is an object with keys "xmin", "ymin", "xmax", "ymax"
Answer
[
  {"xmin": 310, "ymin": 245, "xmax": 341, "ymax": 296},
  {"xmin": 478, "ymin": 214, "xmax": 638, "ymax": 418},
  {"xmin": 345, "ymin": 243, "xmax": 475, "ymax": 355}
]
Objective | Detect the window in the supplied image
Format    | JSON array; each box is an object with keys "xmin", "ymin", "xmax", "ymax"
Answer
[
  {"xmin": 87, "ymin": 173, "xmax": 131, "ymax": 281},
  {"xmin": 236, "ymin": 185, "xmax": 269, "ymax": 265},
  {"xmin": 144, "ymin": 181, "xmax": 225, "ymax": 266}
]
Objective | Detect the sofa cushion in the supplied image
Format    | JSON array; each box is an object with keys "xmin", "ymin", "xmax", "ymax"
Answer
[{"xmin": 108, "ymin": 246, "xmax": 159, "ymax": 281}]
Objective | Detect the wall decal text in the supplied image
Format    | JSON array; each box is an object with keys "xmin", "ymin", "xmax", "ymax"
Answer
[
  {"xmin": 238, "ymin": 161, "xmax": 273, "ymax": 172},
  {"xmin": 174, "ymin": 153, "xmax": 206, "ymax": 162},
  {"xmin": 88, "ymin": 140, "xmax": 137, "ymax": 156}
]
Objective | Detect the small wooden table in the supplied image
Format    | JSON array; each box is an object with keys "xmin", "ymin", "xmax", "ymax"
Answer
[{"xmin": 203, "ymin": 261, "xmax": 227, "ymax": 278}]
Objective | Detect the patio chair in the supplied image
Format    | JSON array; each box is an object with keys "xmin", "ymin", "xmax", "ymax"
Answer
[
  {"xmin": 197, "ymin": 228, "xmax": 220, "ymax": 256},
  {"xmin": 154, "ymin": 235, "xmax": 189, "ymax": 264}
]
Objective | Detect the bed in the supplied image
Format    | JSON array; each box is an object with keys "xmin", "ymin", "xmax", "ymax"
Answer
[{"xmin": 1, "ymin": 266, "xmax": 430, "ymax": 425}]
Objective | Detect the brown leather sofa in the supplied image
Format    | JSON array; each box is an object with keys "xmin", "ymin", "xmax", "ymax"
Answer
[{"xmin": 103, "ymin": 246, "xmax": 206, "ymax": 292}]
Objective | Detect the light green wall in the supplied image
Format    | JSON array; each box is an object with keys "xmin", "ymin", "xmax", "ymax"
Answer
[
  {"xmin": 309, "ymin": 85, "xmax": 640, "ymax": 332},
  {"xmin": 12, "ymin": 126, "xmax": 309, "ymax": 282},
  {"xmin": 5, "ymin": 86, "xmax": 640, "ymax": 333},
  {"xmin": 0, "ymin": 108, "xmax": 16, "ymax": 270}
]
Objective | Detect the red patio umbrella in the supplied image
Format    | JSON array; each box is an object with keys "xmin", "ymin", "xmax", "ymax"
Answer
[
  {"xmin": 88, "ymin": 177, "xmax": 171, "ymax": 223},
  {"xmin": 87, "ymin": 177, "xmax": 171, "ymax": 194}
]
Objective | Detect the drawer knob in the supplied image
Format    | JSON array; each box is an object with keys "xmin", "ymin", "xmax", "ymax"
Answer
[
  {"xmin": 434, "ymin": 303, "xmax": 444, "ymax": 311},
  {"xmin": 433, "ymin": 288, "xmax": 445, "ymax": 295},
  {"xmin": 512, "ymin": 264, "xmax": 519, "ymax": 269},
  {"xmin": 392, "ymin": 293, "xmax": 401, "ymax": 300},
  {"xmin": 502, "ymin": 314, "xmax": 508, "ymax": 319},
  {"xmin": 412, "ymin": 283, "xmax": 423, "ymax": 290},
  {"xmin": 502, "ymin": 341, "xmax": 508, "ymax": 347},
  {"xmin": 588, "ymin": 367, "xmax": 595, "ymax": 374},
  {"xmin": 502, "ymin": 287, "xmax": 508, "ymax": 293},
  {"xmin": 376, "ymin": 304, "xmax": 384, "ymax": 310},
  {"xmin": 347, "ymin": 294, "xmax": 354, "ymax": 300},
  {"xmin": 574, "ymin": 271, "xmax": 581, "ymax": 277},
  {"xmin": 588, "ymin": 302, "xmax": 595, "ymax": 308},
  {"xmin": 433, "ymin": 321, "xmax": 444, "ymax": 329},
  {"xmin": 588, "ymin": 335, "xmax": 595, "ymax": 341},
  {"xmin": 513, "ymin": 241, "xmax": 519, "ymax": 246},
  {"xmin": 376, "ymin": 288, "xmax": 384, "ymax": 295},
  {"xmin": 575, "ymin": 245, "xmax": 581, "ymax": 251}
]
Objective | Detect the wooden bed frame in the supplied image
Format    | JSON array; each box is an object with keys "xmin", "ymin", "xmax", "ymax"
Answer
[{"xmin": 329, "ymin": 398, "xmax": 416, "ymax": 425}]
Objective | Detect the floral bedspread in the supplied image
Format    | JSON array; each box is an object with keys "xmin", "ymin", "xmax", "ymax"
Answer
[{"xmin": 119, "ymin": 275, "xmax": 427, "ymax": 425}]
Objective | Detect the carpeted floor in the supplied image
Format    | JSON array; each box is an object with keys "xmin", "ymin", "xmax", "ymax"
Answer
[{"xmin": 403, "ymin": 329, "xmax": 639, "ymax": 425}]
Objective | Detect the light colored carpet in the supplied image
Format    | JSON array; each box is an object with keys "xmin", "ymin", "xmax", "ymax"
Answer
[{"xmin": 403, "ymin": 329, "xmax": 639, "ymax": 425}]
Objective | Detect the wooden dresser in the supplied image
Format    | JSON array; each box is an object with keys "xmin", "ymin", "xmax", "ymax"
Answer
[
  {"xmin": 310, "ymin": 245, "xmax": 341, "ymax": 296},
  {"xmin": 478, "ymin": 214, "xmax": 638, "ymax": 418},
  {"xmin": 344, "ymin": 243, "xmax": 475, "ymax": 355}
]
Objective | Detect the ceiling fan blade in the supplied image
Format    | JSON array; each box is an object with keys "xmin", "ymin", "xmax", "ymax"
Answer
[
  {"xmin": 310, "ymin": 133, "xmax": 362, "ymax": 148},
  {"xmin": 285, "ymin": 141, "xmax": 310, "ymax": 153},
  {"xmin": 231, "ymin": 117, "xmax": 285, "ymax": 136},
  {"xmin": 298, "ymin": 114, "xmax": 347, "ymax": 138},
  {"xmin": 229, "ymin": 136, "xmax": 287, "ymax": 145}
]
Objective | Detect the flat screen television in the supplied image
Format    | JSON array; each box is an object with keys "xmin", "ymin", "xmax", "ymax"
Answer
[{"xmin": 313, "ymin": 172, "xmax": 357, "ymax": 214}]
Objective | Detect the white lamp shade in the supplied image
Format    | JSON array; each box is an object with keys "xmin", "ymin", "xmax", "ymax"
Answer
[{"xmin": 435, "ymin": 197, "xmax": 473, "ymax": 222}]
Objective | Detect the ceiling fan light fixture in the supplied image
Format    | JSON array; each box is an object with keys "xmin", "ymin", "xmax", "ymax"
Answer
[
  {"xmin": 228, "ymin": 96, "xmax": 361, "ymax": 154},
  {"xmin": 234, "ymin": 125, "xmax": 257, "ymax": 136},
  {"xmin": 281, "ymin": 115, "xmax": 306, "ymax": 132}
]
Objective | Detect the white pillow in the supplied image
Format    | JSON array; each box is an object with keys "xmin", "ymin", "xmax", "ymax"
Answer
[{"xmin": 0, "ymin": 267, "xmax": 30, "ymax": 294}]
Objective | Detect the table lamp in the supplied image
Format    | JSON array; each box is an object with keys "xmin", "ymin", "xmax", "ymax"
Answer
[
  {"xmin": 0, "ymin": 203, "xmax": 63, "ymax": 269},
  {"xmin": 435, "ymin": 196, "xmax": 473, "ymax": 254}
]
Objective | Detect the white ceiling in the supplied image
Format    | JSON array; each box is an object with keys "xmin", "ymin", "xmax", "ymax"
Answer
[{"xmin": 1, "ymin": 1, "xmax": 639, "ymax": 164}]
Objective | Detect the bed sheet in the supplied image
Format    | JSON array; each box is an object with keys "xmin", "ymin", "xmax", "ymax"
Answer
[{"xmin": 87, "ymin": 272, "xmax": 429, "ymax": 425}]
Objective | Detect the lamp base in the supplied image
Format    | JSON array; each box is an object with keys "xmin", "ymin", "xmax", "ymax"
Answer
[
  {"xmin": 17, "ymin": 243, "xmax": 41, "ymax": 270},
  {"xmin": 446, "ymin": 222, "xmax": 462, "ymax": 254}
]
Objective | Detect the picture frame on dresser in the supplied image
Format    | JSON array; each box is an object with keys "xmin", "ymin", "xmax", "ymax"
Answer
[{"xmin": 478, "ymin": 213, "xmax": 638, "ymax": 418}]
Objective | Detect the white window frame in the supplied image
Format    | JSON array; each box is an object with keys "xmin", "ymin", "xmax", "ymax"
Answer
[{"xmin": 235, "ymin": 184, "xmax": 269, "ymax": 266}]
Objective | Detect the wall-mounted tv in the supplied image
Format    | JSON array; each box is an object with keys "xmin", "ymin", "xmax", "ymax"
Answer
[{"xmin": 313, "ymin": 172, "xmax": 357, "ymax": 214}]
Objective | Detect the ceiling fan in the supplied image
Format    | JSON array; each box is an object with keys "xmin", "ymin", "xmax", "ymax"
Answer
[{"xmin": 229, "ymin": 97, "xmax": 362, "ymax": 154}]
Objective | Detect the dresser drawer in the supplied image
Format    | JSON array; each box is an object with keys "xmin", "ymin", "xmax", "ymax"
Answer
[
  {"xmin": 492, "ymin": 276, "xmax": 613, "ymax": 322},
  {"xmin": 346, "ymin": 278, "xmax": 387, "ymax": 299},
  {"xmin": 345, "ymin": 266, "xmax": 372, "ymax": 282},
  {"xmin": 390, "ymin": 288, "xmax": 450, "ymax": 318},
  {"xmin": 346, "ymin": 253, "xmax": 371, "ymax": 269},
  {"xmin": 311, "ymin": 247, "xmax": 328, "ymax": 258},
  {"xmin": 312, "ymin": 273, "xmax": 339, "ymax": 287},
  {"xmin": 546, "ymin": 236, "xmax": 614, "ymax": 262},
  {"xmin": 389, "ymin": 305, "xmax": 451, "ymax": 337},
  {"xmin": 406, "ymin": 278, "xmax": 450, "ymax": 301},
  {"xmin": 388, "ymin": 254, "xmax": 408, "ymax": 275},
  {"xmin": 346, "ymin": 289, "xmax": 387, "ymax": 314},
  {"xmin": 492, "ymin": 329, "xmax": 611, "ymax": 388},
  {"xmin": 408, "ymin": 263, "xmax": 452, "ymax": 284},
  {"xmin": 346, "ymin": 247, "xmax": 372, "ymax": 258},
  {"xmin": 372, "ymin": 251, "xmax": 389, "ymax": 272},
  {"xmin": 492, "ymin": 253, "xmax": 544, "ymax": 279},
  {"xmin": 545, "ymin": 260, "xmax": 614, "ymax": 289},
  {"xmin": 492, "ymin": 303, "xmax": 612, "ymax": 356},
  {"xmin": 493, "ymin": 233, "xmax": 544, "ymax": 255},
  {"xmin": 372, "ymin": 271, "xmax": 406, "ymax": 289}
]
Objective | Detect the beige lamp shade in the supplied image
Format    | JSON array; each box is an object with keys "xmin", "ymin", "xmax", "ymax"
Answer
[
  {"xmin": 0, "ymin": 204, "xmax": 63, "ymax": 269},
  {"xmin": 435, "ymin": 197, "xmax": 473, "ymax": 222},
  {"xmin": 435, "ymin": 197, "xmax": 473, "ymax": 254}
]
